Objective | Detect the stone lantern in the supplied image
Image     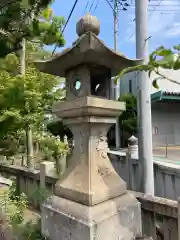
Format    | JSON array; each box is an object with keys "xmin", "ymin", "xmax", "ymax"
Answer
[{"xmin": 35, "ymin": 13, "xmax": 142, "ymax": 240}]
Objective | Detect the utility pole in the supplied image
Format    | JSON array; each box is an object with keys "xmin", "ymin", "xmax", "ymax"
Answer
[
  {"xmin": 114, "ymin": 0, "xmax": 121, "ymax": 149},
  {"xmin": 135, "ymin": 0, "xmax": 154, "ymax": 195}
]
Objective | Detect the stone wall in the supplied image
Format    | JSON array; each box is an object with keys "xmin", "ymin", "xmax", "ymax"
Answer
[
  {"xmin": 1, "ymin": 152, "xmax": 180, "ymax": 203},
  {"xmin": 0, "ymin": 162, "xmax": 180, "ymax": 240},
  {"xmin": 110, "ymin": 151, "xmax": 180, "ymax": 201},
  {"xmin": 133, "ymin": 191, "xmax": 178, "ymax": 240},
  {"xmin": 0, "ymin": 164, "xmax": 57, "ymax": 209}
]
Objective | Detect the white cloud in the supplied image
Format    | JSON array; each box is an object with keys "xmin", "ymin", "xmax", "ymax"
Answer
[
  {"xmin": 166, "ymin": 22, "xmax": 180, "ymax": 37},
  {"xmin": 124, "ymin": 0, "xmax": 180, "ymax": 43}
]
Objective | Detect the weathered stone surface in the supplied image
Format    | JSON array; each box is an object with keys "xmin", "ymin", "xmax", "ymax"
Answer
[
  {"xmin": 54, "ymin": 119, "xmax": 127, "ymax": 206},
  {"xmin": 34, "ymin": 32, "xmax": 141, "ymax": 78},
  {"xmin": 136, "ymin": 237, "xmax": 153, "ymax": 240},
  {"xmin": 41, "ymin": 192, "xmax": 142, "ymax": 240},
  {"xmin": 76, "ymin": 13, "xmax": 100, "ymax": 36},
  {"xmin": 52, "ymin": 96, "xmax": 126, "ymax": 206},
  {"xmin": 37, "ymin": 12, "xmax": 143, "ymax": 240},
  {"xmin": 53, "ymin": 96, "xmax": 125, "ymax": 118}
]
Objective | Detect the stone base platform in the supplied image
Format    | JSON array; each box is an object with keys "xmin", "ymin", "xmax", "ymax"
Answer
[{"xmin": 41, "ymin": 192, "xmax": 142, "ymax": 240}]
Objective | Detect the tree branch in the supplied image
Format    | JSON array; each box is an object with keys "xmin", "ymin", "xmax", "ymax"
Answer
[{"xmin": 155, "ymin": 70, "xmax": 180, "ymax": 86}]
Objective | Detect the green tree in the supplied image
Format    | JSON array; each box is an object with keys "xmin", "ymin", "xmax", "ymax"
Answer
[
  {"xmin": 0, "ymin": 0, "xmax": 66, "ymax": 167},
  {"xmin": 0, "ymin": 0, "xmax": 65, "ymax": 57},
  {"xmin": 40, "ymin": 134, "xmax": 69, "ymax": 175},
  {"xmin": 0, "ymin": 0, "xmax": 66, "ymax": 166},
  {"xmin": 119, "ymin": 93, "xmax": 137, "ymax": 138},
  {"xmin": 47, "ymin": 120, "xmax": 73, "ymax": 141},
  {"xmin": 107, "ymin": 93, "xmax": 137, "ymax": 148},
  {"xmin": 0, "ymin": 52, "xmax": 65, "ymax": 166}
]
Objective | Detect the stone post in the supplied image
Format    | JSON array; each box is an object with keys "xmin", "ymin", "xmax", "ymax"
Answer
[
  {"xmin": 64, "ymin": 135, "xmax": 68, "ymax": 145},
  {"xmin": 128, "ymin": 135, "xmax": 138, "ymax": 160},
  {"xmin": 128, "ymin": 136, "xmax": 140, "ymax": 191},
  {"xmin": 178, "ymin": 197, "xmax": 180, "ymax": 240},
  {"xmin": 40, "ymin": 161, "xmax": 54, "ymax": 189}
]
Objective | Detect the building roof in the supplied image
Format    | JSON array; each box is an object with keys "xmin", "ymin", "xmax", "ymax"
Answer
[{"xmin": 151, "ymin": 90, "xmax": 180, "ymax": 102}]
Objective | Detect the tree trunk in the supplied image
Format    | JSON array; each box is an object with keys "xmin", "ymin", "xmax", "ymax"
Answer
[
  {"xmin": 19, "ymin": 39, "xmax": 34, "ymax": 168},
  {"xmin": 19, "ymin": 38, "xmax": 25, "ymax": 75},
  {"xmin": 35, "ymin": 141, "xmax": 39, "ymax": 154},
  {"xmin": 55, "ymin": 155, "xmax": 60, "ymax": 175},
  {"xmin": 26, "ymin": 125, "xmax": 34, "ymax": 169}
]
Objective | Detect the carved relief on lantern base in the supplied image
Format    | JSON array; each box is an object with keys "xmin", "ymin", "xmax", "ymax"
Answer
[{"xmin": 55, "ymin": 116, "xmax": 127, "ymax": 206}]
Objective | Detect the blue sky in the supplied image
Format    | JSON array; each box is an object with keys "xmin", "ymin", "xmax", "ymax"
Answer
[{"xmin": 50, "ymin": 0, "xmax": 180, "ymax": 59}]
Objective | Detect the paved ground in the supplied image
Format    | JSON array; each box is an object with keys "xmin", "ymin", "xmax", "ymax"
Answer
[
  {"xmin": 0, "ymin": 177, "xmax": 12, "ymax": 186},
  {"xmin": 112, "ymin": 146, "xmax": 180, "ymax": 164},
  {"xmin": 153, "ymin": 146, "xmax": 180, "ymax": 164}
]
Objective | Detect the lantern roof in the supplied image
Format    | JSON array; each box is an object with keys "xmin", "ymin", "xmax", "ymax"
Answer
[{"xmin": 34, "ymin": 13, "xmax": 142, "ymax": 77}]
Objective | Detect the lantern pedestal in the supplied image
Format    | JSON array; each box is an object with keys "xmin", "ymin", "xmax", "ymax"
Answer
[
  {"xmin": 41, "ymin": 193, "xmax": 142, "ymax": 240},
  {"xmin": 53, "ymin": 96, "xmax": 126, "ymax": 206}
]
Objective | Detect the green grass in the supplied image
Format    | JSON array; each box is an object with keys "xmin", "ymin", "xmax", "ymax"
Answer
[
  {"xmin": 0, "ymin": 186, "xmax": 16, "ymax": 221},
  {"xmin": 0, "ymin": 186, "xmax": 41, "ymax": 239}
]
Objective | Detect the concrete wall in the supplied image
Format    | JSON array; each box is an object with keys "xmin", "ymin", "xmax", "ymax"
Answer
[
  {"xmin": 1, "ymin": 152, "xmax": 180, "ymax": 202},
  {"xmin": 120, "ymin": 68, "xmax": 180, "ymax": 96},
  {"xmin": 0, "ymin": 165, "xmax": 57, "ymax": 209},
  {"xmin": 110, "ymin": 151, "xmax": 180, "ymax": 201},
  {"xmin": 119, "ymin": 71, "xmax": 138, "ymax": 96},
  {"xmin": 152, "ymin": 102, "xmax": 180, "ymax": 147},
  {"xmin": 120, "ymin": 70, "xmax": 180, "ymax": 147},
  {"xmin": 154, "ymin": 161, "xmax": 180, "ymax": 200}
]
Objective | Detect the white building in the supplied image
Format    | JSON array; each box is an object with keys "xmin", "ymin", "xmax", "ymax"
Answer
[{"xmin": 120, "ymin": 69, "xmax": 180, "ymax": 147}]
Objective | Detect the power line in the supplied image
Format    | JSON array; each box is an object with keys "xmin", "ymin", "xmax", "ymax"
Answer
[
  {"xmin": 148, "ymin": 9, "xmax": 180, "ymax": 11},
  {"xmin": 104, "ymin": 0, "xmax": 114, "ymax": 11},
  {"xmin": 104, "ymin": 0, "xmax": 131, "ymax": 12},
  {"xmin": 52, "ymin": 0, "xmax": 79, "ymax": 56},
  {"xmin": 127, "ymin": 0, "xmax": 164, "ymax": 83},
  {"xmin": 128, "ymin": 0, "xmax": 163, "ymax": 41},
  {"xmin": 88, "ymin": 0, "xmax": 94, "ymax": 12},
  {"xmin": 92, "ymin": 0, "xmax": 100, "ymax": 13},
  {"xmin": 130, "ymin": 3, "xmax": 180, "ymax": 7},
  {"xmin": 83, "ymin": 0, "xmax": 90, "ymax": 13}
]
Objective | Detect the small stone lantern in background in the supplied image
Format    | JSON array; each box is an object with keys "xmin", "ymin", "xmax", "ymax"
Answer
[
  {"xmin": 35, "ymin": 13, "xmax": 143, "ymax": 240},
  {"xmin": 128, "ymin": 135, "xmax": 139, "ymax": 159}
]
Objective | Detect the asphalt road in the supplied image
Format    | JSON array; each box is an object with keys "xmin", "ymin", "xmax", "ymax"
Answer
[{"xmin": 153, "ymin": 146, "xmax": 180, "ymax": 164}]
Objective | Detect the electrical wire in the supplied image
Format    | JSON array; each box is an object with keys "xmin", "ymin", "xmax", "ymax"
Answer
[
  {"xmin": 51, "ymin": 0, "xmax": 79, "ymax": 56},
  {"xmin": 83, "ymin": 0, "xmax": 90, "ymax": 13},
  {"xmin": 104, "ymin": 0, "xmax": 114, "ymax": 11},
  {"xmin": 92, "ymin": 0, "xmax": 100, "ymax": 13},
  {"xmin": 127, "ymin": 0, "xmax": 164, "ymax": 83},
  {"xmin": 127, "ymin": 0, "xmax": 163, "ymax": 41},
  {"xmin": 88, "ymin": 1, "xmax": 94, "ymax": 12}
]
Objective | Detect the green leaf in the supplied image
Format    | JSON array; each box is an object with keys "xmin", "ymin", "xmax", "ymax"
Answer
[
  {"xmin": 152, "ymin": 77, "xmax": 162, "ymax": 89},
  {"xmin": 155, "ymin": 46, "xmax": 173, "ymax": 57},
  {"xmin": 148, "ymin": 70, "xmax": 153, "ymax": 78},
  {"xmin": 155, "ymin": 54, "xmax": 177, "ymax": 69},
  {"xmin": 149, "ymin": 52, "xmax": 156, "ymax": 62},
  {"xmin": 173, "ymin": 45, "xmax": 180, "ymax": 51},
  {"xmin": 114, "ymin": 65, "xmax": 152, "ymax": 84},
  {"xmin": 173, "ymin": 59, "xmax": 180, "ymax": 70},
  {"xmin": 41, "ymin": 7, "xmax": 52, "ymax": 21}
]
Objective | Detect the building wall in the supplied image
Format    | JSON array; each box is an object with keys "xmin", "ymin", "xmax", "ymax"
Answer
[
  {"xmin": 120, "ymin": 71, "xmax": 138, "ymax": 96},
  {"xmin": 119, "ymin": 69, "xmax": 180, "ymax": 147},
  {"xmin": 152, "ymin": 102, "xmax": 180, "ymax": 147},
  {"xmin": 120, "ymin": 68, "xmax": 180, "ymax": 96}
]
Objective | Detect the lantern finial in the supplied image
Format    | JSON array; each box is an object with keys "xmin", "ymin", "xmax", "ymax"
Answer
[{"xmin": 76, "ymin": 13, "xmax": 100, "ymax": 37}]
